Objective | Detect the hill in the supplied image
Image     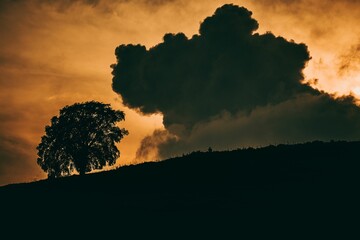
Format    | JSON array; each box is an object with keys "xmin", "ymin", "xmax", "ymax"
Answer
[{"xmin": 1, "ymin": 141, "xmax": 359, "ymax": 235}]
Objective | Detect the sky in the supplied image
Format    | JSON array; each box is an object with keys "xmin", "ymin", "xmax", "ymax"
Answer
[{"xmin": 0, "ymin": 0, "xmax": 359, "ymax": 186}]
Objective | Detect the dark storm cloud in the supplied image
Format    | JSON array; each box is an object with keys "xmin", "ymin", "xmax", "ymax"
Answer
[
  {"xmin": 135, "ymin": 129, "xmax": 176, "ymax": 161},
  {"xmin": 112, "ymin": 4, "xmax": 314, "ymax": 129},
  {"xmin": 155, "ymin": 93, "xmax": 360, "ymax": 158},
  {"xmin": 112, "ymin": 4, "xmax": 360, "ymax": 159}
]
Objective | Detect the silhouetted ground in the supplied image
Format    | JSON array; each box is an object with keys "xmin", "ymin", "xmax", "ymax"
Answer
[{"xmin": 1, "ymin": 141, "xmax": 359, "ymax": 237}]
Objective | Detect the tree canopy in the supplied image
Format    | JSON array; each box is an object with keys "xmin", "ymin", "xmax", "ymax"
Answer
[{"xmin": 37, "ymin": 101, "xmax": 129, "ymax": 178}]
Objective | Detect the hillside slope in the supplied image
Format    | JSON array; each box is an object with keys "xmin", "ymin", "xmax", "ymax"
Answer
[{"xmin": 1, "ymin": 141, "xmax": 359, "ymax": 233}]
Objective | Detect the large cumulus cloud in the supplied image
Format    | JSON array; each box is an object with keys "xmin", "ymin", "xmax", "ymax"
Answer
[{"xmin": 112, "ymin": 4, "xmax": 360, "ymax": 159}]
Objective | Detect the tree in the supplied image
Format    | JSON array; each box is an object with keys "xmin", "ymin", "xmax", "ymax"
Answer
[{"xmin": 37, "ymin": 101, "xmax": 129, "ymax": 178}]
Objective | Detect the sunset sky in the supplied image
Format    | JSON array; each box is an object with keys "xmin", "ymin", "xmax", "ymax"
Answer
[{"xmin": 1, "ymin": 0, "xmax": 359, "ymax": 186}]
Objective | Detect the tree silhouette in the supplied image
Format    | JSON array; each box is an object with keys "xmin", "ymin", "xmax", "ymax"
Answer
[{"xmin": 37, "ymin": 101, "xmax": 129, "ymax": 178}]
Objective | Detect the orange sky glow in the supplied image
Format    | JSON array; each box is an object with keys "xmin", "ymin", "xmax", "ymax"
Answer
[{"xmin": 0, "ymin": 0, "xmax": 359, "ymax": 186}]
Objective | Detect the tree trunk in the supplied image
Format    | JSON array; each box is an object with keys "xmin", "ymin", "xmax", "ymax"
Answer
[
  {"xmin": 78, "ymin": 158, "xmax": 87, "ymax": 176},
  {"xmin": 79, "ymin": 168, "xmax": 85, "ymax": 176},
  {"xmin": 77, "ymin": 149, "xmax": 88, "ymax": 176}
]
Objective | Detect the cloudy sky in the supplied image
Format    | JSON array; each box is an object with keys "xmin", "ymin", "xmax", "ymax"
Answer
[{"xmin": 1, "ymin": 0, "xmax": 359, "ymax": 186}]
